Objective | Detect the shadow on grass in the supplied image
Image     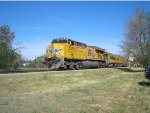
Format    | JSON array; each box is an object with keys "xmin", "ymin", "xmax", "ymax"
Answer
[
  {"xmin": 138, "ymin": 81, "xmax": 150, "ymax": 86},
  {"xmin": 116, "ymin": 67, "xmax": 144, "ymax": 72}
]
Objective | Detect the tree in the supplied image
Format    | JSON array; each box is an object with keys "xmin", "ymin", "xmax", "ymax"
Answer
[
  {"xmin": 0, "ymin": 25, "xmax": 21, "ymax": 68},
  {"xmin": 120, "ymin": 9, "xmax": 150, "ymax": 66},
  {"xmin": 29, "ymin": 55, "xmax": 45, "ymax": 69}
]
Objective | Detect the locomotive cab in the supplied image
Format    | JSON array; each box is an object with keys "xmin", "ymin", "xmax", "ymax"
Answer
[
  {"xmin": 46, "ymin": 38, "xmax": 68, "ymax": 59},
  {"xmin": 45, "ymin": 38, "xmax": 69, "ymax": 69}
]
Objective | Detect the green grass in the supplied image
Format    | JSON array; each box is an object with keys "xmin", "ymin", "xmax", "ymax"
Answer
[{"xmin": 0, "ymin": 68, "xmax": 149, "ymax": 113}]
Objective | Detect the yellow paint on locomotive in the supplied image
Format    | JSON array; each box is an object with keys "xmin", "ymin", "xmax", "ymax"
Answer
[
  {"xmin": 46, "ymin": 43, "xmax": 105, "ymax": 61},
  {"xmin": 86, "ymin": 47, "xmax": 104, "ymax": 61},
  {"xmin": 46, "ymin": 43, "xmax": 64, "ymax": 59}
]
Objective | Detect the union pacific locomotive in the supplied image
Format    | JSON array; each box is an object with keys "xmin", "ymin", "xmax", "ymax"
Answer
[{"xmin": 43, "ymin": 37, "xmax": 127, "ymax": 70}]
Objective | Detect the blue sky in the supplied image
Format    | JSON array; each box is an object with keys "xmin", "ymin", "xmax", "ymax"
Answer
[{"xmin": 0, "ymin": 1, "xmax": 150, "ymax": 60}]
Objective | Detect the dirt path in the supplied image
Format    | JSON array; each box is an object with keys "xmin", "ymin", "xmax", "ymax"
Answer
[{"xmin": 0, "ymin": 68, "xmax": 103, "ymax": 77}]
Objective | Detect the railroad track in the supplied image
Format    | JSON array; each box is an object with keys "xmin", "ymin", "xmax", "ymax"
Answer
[{"xmin": 0, "ymin": 68, "xmax": 107, "ymax": 76}]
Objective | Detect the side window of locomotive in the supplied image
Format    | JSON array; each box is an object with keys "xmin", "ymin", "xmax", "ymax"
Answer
[
  {"xmin": 79, "ymin": 42, "xmax": 81, "ymax": 46},
  {"xmin": 61, "ymin": 39, "xmax": 67, "ymax": 43},
  {"xmin": 83, "ymin": 44, "xmax": 86, "ymax": 48},
  {"xmin": 59, "ymin": 39, "xmax": 63, "ymax": 43},
  {"xmin": 77, "ymin": 42, "xmax": 81, "ymax": 46},
  {"xmin": 52, "ymin": 39, "xmax": 56, "ymax": 43},
  {"xmin": 68, "ymin": 40, "xmax": 74, "ymax": 46},
  {"xmin": 68, "ymin": 39, "xmax": 71, "ymax": 45},
  {"xmin": 71, "ymin": 41, "xmax": 74, "ymax": 45},
  {"xmin": 110, "ymin": 56, "xmax": 115, "ymax": 60},
  {"xmin": 113, "ymin": 57, "xmax": 116, "ymax": 60},
  {"xmin": 104, "ymin": 54, "xmax": 107, "ymax": 60},
  {"xmin": 110, "ymin": 56, "xmax": 112, "ymax": 60},
  {"xmin": 74, "ymin": 41, "xmax": 77, "ymax": 46}
]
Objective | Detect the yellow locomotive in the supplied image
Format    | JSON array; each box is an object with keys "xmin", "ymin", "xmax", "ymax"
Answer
[{"xmin": 43, "ymin": 37, "xmax": 127, "ymax": 69}]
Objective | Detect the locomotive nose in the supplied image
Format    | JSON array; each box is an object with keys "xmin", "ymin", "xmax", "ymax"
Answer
[{"xmin": 46, "ymin": 43, "xmax": 63, "ymax": 59}]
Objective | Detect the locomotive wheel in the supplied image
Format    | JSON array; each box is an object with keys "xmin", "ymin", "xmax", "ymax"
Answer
[
  {"xmin": 66, "ymin": 65, "xmax": 70, "ymax": 69},
  {"xmin": 75, "ymin": 64, "xmax": 80, "ymax": 70}
]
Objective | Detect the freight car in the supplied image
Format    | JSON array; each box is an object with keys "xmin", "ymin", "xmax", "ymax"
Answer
[
  {"xmin": 43, "ymin": 37, "xmax": 127, "ymax": 70},
  {"xmin": 105, "ymin": 52, "xmax": 128, "ymax": 67}
]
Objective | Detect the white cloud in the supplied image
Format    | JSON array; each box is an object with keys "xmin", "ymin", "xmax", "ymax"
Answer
[{"xmin": 49, "ymin": 15, "xmax": 70, "ymax": 24}]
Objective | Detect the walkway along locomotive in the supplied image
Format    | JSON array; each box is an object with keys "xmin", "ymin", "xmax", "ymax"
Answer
[{"xmin": 43, "ymin": 37, "xmax": 127, "ymax": 70}]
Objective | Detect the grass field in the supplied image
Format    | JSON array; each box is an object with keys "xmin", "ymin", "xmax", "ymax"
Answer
[{"xmin": 0, "ymin": 68, "xmax": 149, "ymax": 113}]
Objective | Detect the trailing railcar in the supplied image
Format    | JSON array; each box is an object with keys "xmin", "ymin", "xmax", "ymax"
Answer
[
  {"xmin": 104, "ymin": 52, "xmax": 128, "ymax": 67},
  {"xmin": 43, "ymin": 37, "xmax": 128, "ymax": 70}
]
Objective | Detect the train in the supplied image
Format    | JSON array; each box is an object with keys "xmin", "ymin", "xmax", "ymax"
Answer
[{"xmin": 43, "ymin": 37, "xmax": 128, "ymax": 70}]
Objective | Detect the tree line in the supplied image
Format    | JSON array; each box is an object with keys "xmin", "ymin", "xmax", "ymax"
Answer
[
  {"xmin": 0, "ymin": 25, "xmax": 19, "ymax": 69},
  {"xmin": 0, "ymin": 25, "xmax": 45, "ymax": 70},
  {"xmin": 120, "ymin": 9, "xmax": 150, "ymax": 67}
]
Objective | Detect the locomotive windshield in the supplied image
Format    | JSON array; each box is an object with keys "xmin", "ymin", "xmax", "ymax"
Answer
[{"xmin": 52, "ymin": 38, "xmax": 68, "ymax": 43}]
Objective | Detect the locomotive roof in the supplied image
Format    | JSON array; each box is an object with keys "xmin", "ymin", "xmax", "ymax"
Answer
[
  {"xmin": 54, "ymin": 37, "xmax": 105, "ymax": 51},
  {"xmin": 55, "ymin": 37, "xmax": 87, "ymax": 45}
]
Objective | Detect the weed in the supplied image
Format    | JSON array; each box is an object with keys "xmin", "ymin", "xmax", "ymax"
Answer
[{"xmin": 42, "ymin": 73, "xmax": 48, "ymax": 80}]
